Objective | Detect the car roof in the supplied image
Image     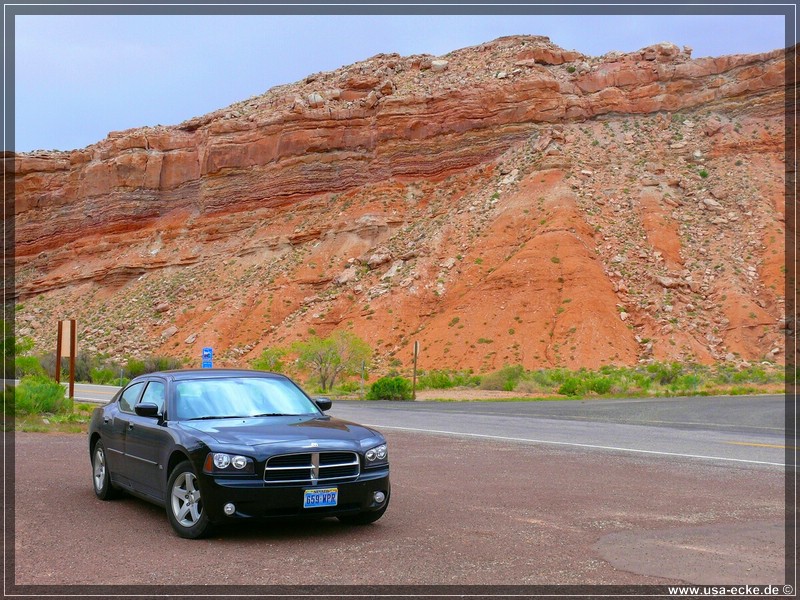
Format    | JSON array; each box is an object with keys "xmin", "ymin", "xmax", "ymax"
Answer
[{"xmin": 134, "ymin": 369, "xmax": 286, "ymax": 382}]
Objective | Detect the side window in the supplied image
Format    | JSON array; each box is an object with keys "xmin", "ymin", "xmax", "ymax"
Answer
[
  {"xmin": 140, "ymin": 381, "xmax": 166, "ymax": 414},
  {"xmin": 119, "ymin": 382, "xmax": 144, "ymax": 413}
]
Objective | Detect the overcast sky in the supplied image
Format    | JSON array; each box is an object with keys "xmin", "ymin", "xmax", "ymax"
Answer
[{"xmin": 13, "ymin": 12, "xmax": 788, "ymax": 153}]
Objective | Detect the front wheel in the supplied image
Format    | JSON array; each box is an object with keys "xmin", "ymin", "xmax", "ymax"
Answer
[
  {"xmin": 166, "ymin": 461, "xmax": 212, "ymax": 539},
  {"xmin": 92, "ymin": 440, "xmax": 121, "ymax": 500},
  {"xmin": 338, "ymin": 494, "xmax": 390, "ymax": 525}
]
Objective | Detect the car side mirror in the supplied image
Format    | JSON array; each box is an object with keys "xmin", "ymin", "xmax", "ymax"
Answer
[
  {"xmin": 135, "ymin": 402, "xmax": 160, "ymax": 417},
  {"xmin": 314, "ymin": 398, "xmax": 332, "ymax": 412}
]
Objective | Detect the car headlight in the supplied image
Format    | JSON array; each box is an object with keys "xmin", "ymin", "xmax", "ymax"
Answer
[
  {"xmin": 204, "ymin": 452, "xmax": 254, "ymax": 474},
  {"xmin": 365, "ymin": 444, "xmax": 388, "ymax": 465}
]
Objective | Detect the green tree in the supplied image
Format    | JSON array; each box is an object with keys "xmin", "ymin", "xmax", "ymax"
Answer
[
  {"xmin": 251, "ymin": 347, "xmax": 288, "ymax": 373},
  {"xmin": 292, "ymin": 331, "xmax": 371, "ymax": 392}
]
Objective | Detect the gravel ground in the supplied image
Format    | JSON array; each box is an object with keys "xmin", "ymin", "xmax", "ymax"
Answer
[{"xmin": 11, "ymin": 430, "xmax": 786, "ymax": 592}]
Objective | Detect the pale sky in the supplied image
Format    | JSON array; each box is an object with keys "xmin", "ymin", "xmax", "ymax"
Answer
[{"xmin": 12, "ymin": 12, "xmax": 789, "ymax": 153}]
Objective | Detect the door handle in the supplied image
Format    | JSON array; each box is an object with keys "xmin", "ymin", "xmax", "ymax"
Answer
[
  {"xmin": 103, "ymin": 418, "xmax": 109, "ymax": 424},
  {"xmin": 128, "ymin": 423, "xmax": 135, "ymax": 430}
]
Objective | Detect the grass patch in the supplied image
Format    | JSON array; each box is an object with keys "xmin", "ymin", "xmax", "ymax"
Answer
[
  {"xmin": 13, "ymin": 402, "xmax": 96, "ymax": 433},
  {"xmin": 419, "ymin": 362, "xmax": 784, "ymax": 400}
]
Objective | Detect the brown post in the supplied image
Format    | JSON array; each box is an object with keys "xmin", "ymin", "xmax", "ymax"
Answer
[
  {"xmin": 55, "ymin": 321, "xmax": 63, "ymax": 384},
  {"xmin": 55, "ymin": 319, "xmax": 76, "ymax": 398},
  {"xmin": 412, "ymin": 341, "xmax": 419, "ymax": 400},
  {"xmin": 68, "ymin": 319, "xmax": 76, "ymax": 400}
]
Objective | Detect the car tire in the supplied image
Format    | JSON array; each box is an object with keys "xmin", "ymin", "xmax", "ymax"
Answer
[
  {"xmin": 92, "ymin": 440, "xmax": 121, "ymax": 500},
  {"xmin": 166, "ymin": 461, "xmax": 212, "ymax": 539},
  {"xmin": 338, "ymin": 494, "xmax": 390, "ymax": 525}
]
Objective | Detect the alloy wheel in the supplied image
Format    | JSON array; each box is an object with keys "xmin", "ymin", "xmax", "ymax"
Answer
[{"xmin": 171, "ymin": 471, "xmax": 203, "ymax": 527}]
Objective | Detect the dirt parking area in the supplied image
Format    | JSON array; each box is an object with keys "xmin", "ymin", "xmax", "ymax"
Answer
[{"xmin": 11, "ymin": 430, "xmax": 785, "ymax": 592}]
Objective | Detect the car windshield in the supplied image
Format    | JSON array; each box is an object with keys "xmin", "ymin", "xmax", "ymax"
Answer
[{"xmin": 173, "ymin": 377, "xmax": 319, "ymax": 421}]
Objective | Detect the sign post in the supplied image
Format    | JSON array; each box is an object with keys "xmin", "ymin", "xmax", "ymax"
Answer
[
  {"xmin": 55, "ymin": 319, "xmax": 76, "ymax": 399},
  {"xmin": 202, "ymin": 347, "xmax": 213, "ymax": 369},
  {"xmin": 412, "ymin": 341, "xmax": 419, "ymax": 400}
]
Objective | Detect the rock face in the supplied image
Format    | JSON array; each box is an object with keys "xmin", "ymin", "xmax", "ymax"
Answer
[{"xmin": 12, "ymin": 35, "xmax": 788, "ymax": 372}]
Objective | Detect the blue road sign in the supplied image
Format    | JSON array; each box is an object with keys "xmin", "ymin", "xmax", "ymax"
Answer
[{"xmin": 202, "ymin": 347, "xmax": 213, "ymax": 368}]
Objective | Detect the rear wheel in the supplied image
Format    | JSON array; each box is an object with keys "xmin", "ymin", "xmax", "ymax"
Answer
[
  {"xmin": 166, "ymin": 461, "xmax": 212, "ymax": 539},
  {"xmin": 92, "ymin": 441, "xmax": 120, "ymax": 500}
]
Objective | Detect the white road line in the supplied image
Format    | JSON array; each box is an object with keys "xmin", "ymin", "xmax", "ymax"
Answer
[{"xmin": 368, "ymin": 424, "xmax": 786, "ymax": 467}]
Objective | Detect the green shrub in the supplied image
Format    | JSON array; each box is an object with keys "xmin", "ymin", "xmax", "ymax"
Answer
[
  {"xmin": 14, "ymin": 376, "xmax": 71, "ymax": 415},
  {"xmin": 480, "ymin": 365, "xmax": 524, "ymax": 391},
  {"xmin": 671, "ymin": 374, "xmax": 701, "ymax": 393},
  {"xmin": 588, "ymin": 376, "xmax": 612, "ymax": 395},
  {"xmin": 417, "ymin": 370, "xmax": 481, "ymax": 390},
  {"xmin": 367, "ymin": 377, "xmax": 412, "ymax": 401},
  {"xmin": 90, "ymin": 367, "xmax": 117, "ymax": 384},
  {"xmin": 15, "ymin": 355, "xmax": 46, "ymax": 378},
  {"xmin": 334, "ymin": 380, "xmax": 361, "ymax": 394},
  {"xmin": 124, "ymin": 356, "xmax": 182, "ymax": 379},
  {"xmin": 646, "ymin": 362, "xmax": 683, "ymax": 385},
  {"xmin": 144, "ymin": 356, "xmax": 183, "ymax": 373},
  {"xmin": 558, "ymin": 377, "xmax": 581, "ymax": 397},
  {"xmin": 125, "ymin": 358, "xmax": 147, "ymax": 379},
  {"xmin": 418, "ymin": 370, "xmax": 455, "ymax": 389}
]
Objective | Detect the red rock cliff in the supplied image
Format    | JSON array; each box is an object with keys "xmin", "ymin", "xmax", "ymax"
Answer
[{"xmin": 13, "ymin": 36, "xmax": 788, "ymax": 372}]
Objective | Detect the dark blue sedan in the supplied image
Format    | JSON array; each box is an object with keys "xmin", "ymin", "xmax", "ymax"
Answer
[{"xmin": 88, "ymin": 369, "xmax": 390, "ymax": 538}]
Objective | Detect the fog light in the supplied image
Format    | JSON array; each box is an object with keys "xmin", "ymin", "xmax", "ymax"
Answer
[
  {"xmin": 373, "ymin": 491, "xmax": 386, "ymax": 504},
  {"xmin": 223, "ymin": 503, "xmax": 236, "ymax": 516}
]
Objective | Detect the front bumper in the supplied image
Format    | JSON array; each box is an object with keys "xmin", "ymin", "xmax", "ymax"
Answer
[{"xmin": 199, "ymin": 467, "xmax": 390, "ymax": 523}]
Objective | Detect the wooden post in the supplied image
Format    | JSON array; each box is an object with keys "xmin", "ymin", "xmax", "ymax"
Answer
[
  {"xmin": 412, "ymin": 341, "xmax": 419, "ymax": 400},
  {"xmin": 360, "ymin": 360, "xmax": 365, "ymax": 400},
  {"xmin": 55, "ymin": 319, "xmax": 76, "ymax": 399},
  {"xmin": 68, "ymin": 318, "xmax": 76, "ymax": 400},
  {"xmin": 55, "ymin": 322, "xmax": 63, "ymax": 384}
]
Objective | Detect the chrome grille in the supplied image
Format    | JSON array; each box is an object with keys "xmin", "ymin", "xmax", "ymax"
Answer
[{"xmin": 264, "ymin": 451, "xmax": 360, "ymax": 484}]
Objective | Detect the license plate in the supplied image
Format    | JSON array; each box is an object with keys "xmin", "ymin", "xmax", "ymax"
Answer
[{"xmin": 303, "ymin": 487, "xmax": 338, "ymax": 508}]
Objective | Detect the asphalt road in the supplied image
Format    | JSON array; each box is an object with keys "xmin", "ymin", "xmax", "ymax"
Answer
[
  {"xmin": 328, "ymin": 395, "xmax": 789, "ymax": 469},
  {"xmin": 12, "ymin": 429, "xmax": 786, "ymax": 591}
]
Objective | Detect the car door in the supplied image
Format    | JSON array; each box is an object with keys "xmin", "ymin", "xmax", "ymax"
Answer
[
  {"xmin": 106, "ymin": 381, "xmax": 145, "ymax": 487},
  {"xmin": 125, "ymin": 379, "xmax": 171, "ymax": 501}
]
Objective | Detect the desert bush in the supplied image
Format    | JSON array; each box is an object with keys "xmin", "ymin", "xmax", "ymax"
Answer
[
  {"xmin": 587, "ymin": 376, "xmax": 613, "ymax": 395},
  {"xmin": 367, "ymin": 376, "xmax": 412, "ymax": 401},
  {"xmin": 143, "ymin": 356, "xmax": 183, "ymax": 373},
  {"xmin": 14, "ymin": 375, "xmax": 71, "ymax": 415},
  {"xmin": 90, "ymin": 367, "xmax": 118, "ymax": 385},
  {"xmin": 645, "ymin": 362, "xmax": 683, "ymax": 385},
  {"xmin": 479, "ymin": 365, "xmax": 524, "ymax": 391},
  {"xmin": 333, "ymin": 380, "xmax": 361, "ymax": 395},
  {"xmin": 417, "ymin": 370, "xmax": 480, "ymax": 390},
  {"xmin": 15, "ymin": 355, "xmax": 46, "ymax": 378},
  {"xmin": 557, "ymin": 377, "xmax": 581, "ymax": 397},
  {"xmin": 124, "ymin": 358, "xmax": 147, "ymax": 379},
  {"xmin": 122, "ymin": 356, "xmax": 182, "ymax": 379}
]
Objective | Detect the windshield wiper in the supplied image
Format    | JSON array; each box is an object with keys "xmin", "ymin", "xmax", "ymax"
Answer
[
  {"xmin": 186, "ymin": 415, "xmax": 245, "ymax": 420},
  {"xmin": 251, "ymin": 412, "xmax": 295, "ymax": 417}
]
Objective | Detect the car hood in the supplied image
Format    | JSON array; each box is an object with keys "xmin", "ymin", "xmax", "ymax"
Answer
[{"xmin": 179, "ymin": 415, "xmax": 379, "ymax": 450}]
